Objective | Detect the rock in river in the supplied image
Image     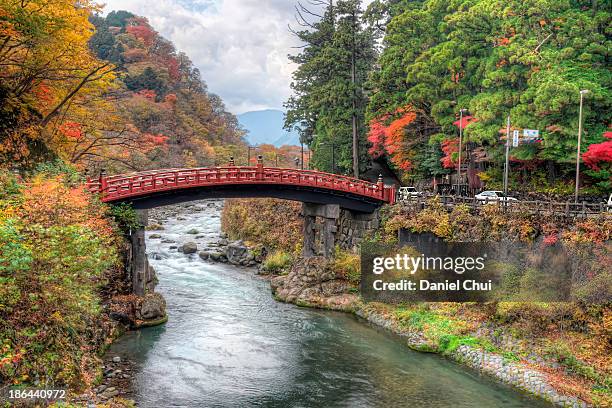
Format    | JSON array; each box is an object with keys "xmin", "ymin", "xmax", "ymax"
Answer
[{"xmin": 182, "ymin": 242, "xmax": 198, "ymax": 254}]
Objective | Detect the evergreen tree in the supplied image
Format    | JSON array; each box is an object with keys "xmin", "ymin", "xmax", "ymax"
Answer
[
  {"xmin": 367, "ymin": 0, "xmax": 610, "ymax": 186},
  {"xmin": 285, "ymin": 0, "xmax": 376, "ymax": 176}
]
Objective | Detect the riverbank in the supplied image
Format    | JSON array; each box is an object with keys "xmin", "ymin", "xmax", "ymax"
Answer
[
  {"xmin": 221, "ymin": 198, "xmax": 610, "ymax": 408},
  {"xmin": 267, "ymin": 256, "xmax": 592, "ymax": 408},
  {"xmin": 101, "ymin": 199, "xmax": 551, "ymax": 407},
  {"xmin": 79, "ymin": 198, "xmax": 606, "ymax": 407}
]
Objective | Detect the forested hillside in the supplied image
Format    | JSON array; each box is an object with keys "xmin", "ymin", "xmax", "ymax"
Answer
[
  {"xmin": 0, "ymin": 3, "xmax": 245, "ymax": 174},
  {"xmin": 287, "ymin": 0, "xmax": 611, "ymax": 193}
]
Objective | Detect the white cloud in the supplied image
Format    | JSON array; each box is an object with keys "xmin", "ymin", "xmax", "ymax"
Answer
[
  {"xmin": 101, "ymin": 0, "xmax": 303, "ymax": 114},
  {"xmin": 101, "ymin": 0, "xmax": 376, "ymax": 114}
]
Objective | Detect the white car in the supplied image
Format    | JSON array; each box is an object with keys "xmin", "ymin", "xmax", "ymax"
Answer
[
  {"xmin": 475, "ymin": 190, "xmax": 518, "ymax": 203},
  {"xmin": 398, "ymin": 186, "xmax": 423, "ymax": 201}
]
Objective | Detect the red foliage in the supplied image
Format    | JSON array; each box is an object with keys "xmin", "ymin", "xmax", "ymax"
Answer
[
  {"xmin": 367, "ymin": 118, "xmax": 387, "ymax": 158},
  {"xmin": 453, "ymin": 115, "xmax": 478, "ymax": 130},
  {"xmin": 582, "ymin": 131, "xmax": 612, "ymax": 171},
  {"xmin": 32, "ymin": 83, "xmax": 53, "ymax": 103},
  {"xmin": 58, "ymin": 121, "xmax": 84, "ymax": 141},
  {"xmin": 543, "ymin": 233, "xmax": 559, "ymax": 246},
  {"xmin": 142, "ymin": 133, "xmax": 169, "ymax": 151},
  {"xmin": 440, "ymin": 139, "xmax": 459, "ymax": 169},
  {"xmin": 126, "ymin": 18, "xmax": 156, "ymax": 47},
  {"xmin": 366, "ymin": 105, "xmax": 416, "ymax": 170},
  {"xmin": 165, "ymin": 56, "xmax": 180, "ymax": 81},
  {"xmin": 136, "ymin": 89, "xmax": 157, "ymax": 101}
]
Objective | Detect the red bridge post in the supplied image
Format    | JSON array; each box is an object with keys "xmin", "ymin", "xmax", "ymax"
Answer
[{"xmin": 256, "ymin": 156, "xmax": 264, "ymax": 181}]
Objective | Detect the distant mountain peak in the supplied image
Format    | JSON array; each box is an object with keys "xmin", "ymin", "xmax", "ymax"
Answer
[{"xmin": 238, "ymin": 109, "xmax": 300, "ymax": 147}]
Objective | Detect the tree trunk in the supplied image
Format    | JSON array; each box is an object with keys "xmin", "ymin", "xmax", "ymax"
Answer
[{"xmin": 351, "ymin": 9, "xmax": 359, "ymax": 179}]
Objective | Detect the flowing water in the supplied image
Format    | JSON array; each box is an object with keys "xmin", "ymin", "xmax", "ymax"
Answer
[{"xmin": 109, "ymin": 200, "xmax": 548, "ymax": 408}]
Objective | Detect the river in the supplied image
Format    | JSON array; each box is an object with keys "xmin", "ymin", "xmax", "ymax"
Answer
[{"xmin": 108, "ymin": 200, "xmax": 549, "ymax": 407}]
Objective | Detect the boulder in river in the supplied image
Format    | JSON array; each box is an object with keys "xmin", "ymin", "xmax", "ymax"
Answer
[
  {"xmin": 187, "ymin": 228, "xmax": 199, "ymax": 234},
  {"xmin": 226, "ymin": 242, "xmax": 248, "ymax": 265},
  {"xmin": 149, "ymin": 234, "xmax": 162, "ymax": 239},
  {"xmin": 138, "ymin": 293, "xmax": 167, "ymax": 320},
  {"xmin": 146, "ymin": 223, "xmax": 165, "ymax": 231},
  {"xmin": 182, "ymin": 242, "xmax": 198, "ymax": 254},
  {"xmin": 199, "ymin": 251, "xmax": 210, "ymax": 260}
]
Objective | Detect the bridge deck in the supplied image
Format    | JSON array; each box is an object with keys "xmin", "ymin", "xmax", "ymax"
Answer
[{"xmin": 86, "ymin": 166, "xmax": 396, "ymax": 206}]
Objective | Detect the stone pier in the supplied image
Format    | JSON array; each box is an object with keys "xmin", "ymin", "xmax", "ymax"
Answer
[
  {"xmin": 129, "ymin": 209, "xmax": 157, "ymax": 296},
  {"xmin": 302, "ymin": 203, "xmax": 380, "ymax": 258}
]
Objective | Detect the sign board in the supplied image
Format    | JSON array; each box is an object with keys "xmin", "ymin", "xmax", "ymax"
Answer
[
  {"xmin": 512, "ymin": 130, "xmax": 520, "ymax": 147},
  {"xmin": 523, "ymin": 129, "xmax": 539, "ymax": 138}
]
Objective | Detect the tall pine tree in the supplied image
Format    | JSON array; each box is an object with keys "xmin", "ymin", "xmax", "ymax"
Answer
[{"xmin": 285, "ymin": 0, "xmax": 376, "ymax": 176}]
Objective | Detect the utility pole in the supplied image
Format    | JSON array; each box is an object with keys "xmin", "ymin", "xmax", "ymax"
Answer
[
  {"xmin": 301, "ymin": 142, "xmax": 304, "ymax": 170},
  {"xmin": 575, "ymin": 90, "xmax": 589, "ymax": 203},
  {"xmin": 456, "ymin": 108, "xmax": 467, "ymax": 194},
  {"xmin": 503, "ymin": 115, "xmax": 511, "ymax": 201}
]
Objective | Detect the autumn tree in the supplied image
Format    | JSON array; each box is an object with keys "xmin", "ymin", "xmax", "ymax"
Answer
[
  {"xmin": 0, "ymin": 0, "xmax": 115, "ymax": 164},
  {"xmin": 367, "ymin": 0, "xmax": 610, "ymax": 190}
]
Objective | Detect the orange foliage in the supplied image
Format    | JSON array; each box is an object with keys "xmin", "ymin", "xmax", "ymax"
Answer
[
  {"xmin": 19, "ymin": 176, "xmax": 114, "ymax": 238},
  {"xmin": 142, "ymin": 133, "xmax": 170, "ymax": 151},
  {"xmin": 136, "ymin": 89, "xmax": 157, "ymax": 101},
  {"xmin": 58, "ymin": 121, "xmax": 84, "ymax": 141}
]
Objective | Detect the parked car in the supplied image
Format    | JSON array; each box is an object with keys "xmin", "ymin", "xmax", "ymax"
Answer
[
  {"xmin": 474, "ymin": 190, "xmax": 518, "ymax": 203},
  {"xmin": 398, "ymin": 186, "xmax": 423, "ymax": 201}
]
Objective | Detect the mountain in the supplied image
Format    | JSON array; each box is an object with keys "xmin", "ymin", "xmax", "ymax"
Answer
[{"xmin": 238, "ymin": 109, "xmax": 301, "ymax": 147}]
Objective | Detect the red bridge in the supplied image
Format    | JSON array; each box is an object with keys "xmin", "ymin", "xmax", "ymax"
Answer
[{"xmin": 87, "ymin": 163, "xmax": 396, "ymax": 213}]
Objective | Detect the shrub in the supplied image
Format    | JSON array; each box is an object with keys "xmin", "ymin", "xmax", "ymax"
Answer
[
  {"xmin": 0, "ymin": 173, "xmax": 120, "ymax": 389},
  {"xmin": 221, "ymin": 198, "xmax": 302, "ymax": 254},
  {"xmin": 333, "ymin": 249, "xmax": 360, "ymax": 284},
  {"xmin": 263, "ymin": 250, "xmax": 293, "ymax": 274}
]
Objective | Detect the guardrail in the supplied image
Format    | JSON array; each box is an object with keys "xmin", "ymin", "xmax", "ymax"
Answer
[
  {"xmin": 86, "ymin": 166, "xmax": 397, "ymax": 204},
  {"xmin": 399, "ymin": 194, "xmax": 610, "ymax": 217}
]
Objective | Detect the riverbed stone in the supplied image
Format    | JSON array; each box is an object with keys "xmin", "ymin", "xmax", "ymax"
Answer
[{"xmin": 182, "ymin": 242, "xmax": 198, "ymax": 254}]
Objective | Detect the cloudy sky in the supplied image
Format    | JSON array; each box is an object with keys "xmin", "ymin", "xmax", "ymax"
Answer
[{"xmin": 102, "ymin": 0, "xmax": 360, "ymax": 114}]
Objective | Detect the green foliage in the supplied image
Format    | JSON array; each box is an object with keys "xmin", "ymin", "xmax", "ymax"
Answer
[
  {"xmin": 544, "ymin": 342, "xmax": 604, "ymax": 385},
  {"xmin": 369, "ymin": 0, "xmax": 611, "ymax": 184},
  {"xmin": 31, "ymin": 159, "xmax": 83, "ymax": 185},
  {"xmin": 108, "ymin": 203, "xmax": 141, "ymax": 234},
  {"xmin": 285, "ymin": 0, "xmax": 377, "ymax": 175},
  {"xmin": 263, "ymin": 250, "xmax": 293, "ymax": 274}
]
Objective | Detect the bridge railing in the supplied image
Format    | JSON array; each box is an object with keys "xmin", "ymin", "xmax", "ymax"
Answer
[{"xmin": 86, "ymin": 166, "xmax": 396, "ymax": 204}]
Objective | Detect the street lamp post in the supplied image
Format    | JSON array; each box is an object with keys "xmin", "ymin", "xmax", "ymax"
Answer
[
  {"xmin": 301, "ymin": 142, "xmax": 304, "ymax": 170},
  {"xmin": 575, "ymin": 89, "xmax": 589, "ymax": 204},
  {"xmin": 457, "ymin": 108, "xmax": 468, "ymax": 195},
  {"xmin": 503, "ymin": 115, "xmax": 511, "ymax": 210}
]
